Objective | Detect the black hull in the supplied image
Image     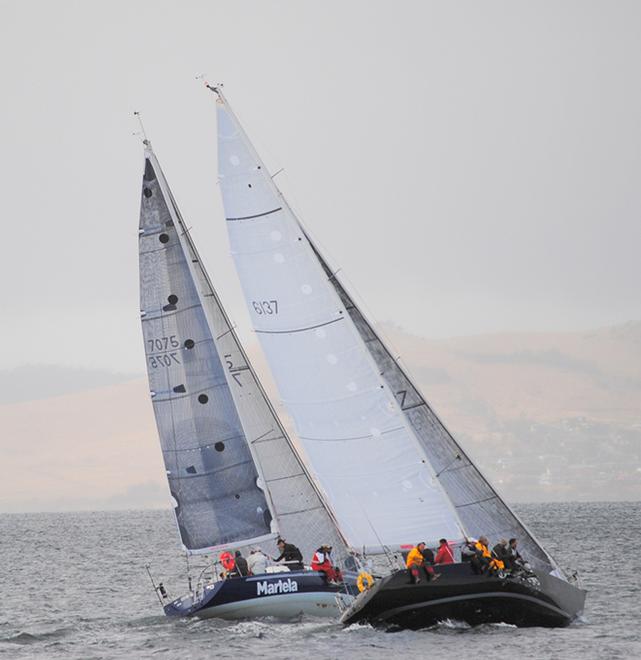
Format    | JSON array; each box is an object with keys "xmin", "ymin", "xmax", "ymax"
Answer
[{"xmin": 340, "ymin": 563, "xmax": 586, "ymax": 629}]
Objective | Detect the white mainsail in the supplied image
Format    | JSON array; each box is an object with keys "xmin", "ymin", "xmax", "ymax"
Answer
[
  {"xmin": 214, "ymin": 89, "xmax": 466, "ymax": 553},
  {"xmin": 139, "ymin": 141, "xmax": 348, "ymax": 561}
]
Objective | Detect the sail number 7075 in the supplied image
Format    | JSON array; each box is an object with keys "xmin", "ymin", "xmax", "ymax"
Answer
[{"xmin": 147, "ymin": 335, "xmax": 181, "ymax": 369}]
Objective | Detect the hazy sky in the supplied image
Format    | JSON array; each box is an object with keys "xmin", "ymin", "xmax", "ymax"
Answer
[{"xmin": 1, "ymin": 0, "xmax": 640, "ymax": 374}]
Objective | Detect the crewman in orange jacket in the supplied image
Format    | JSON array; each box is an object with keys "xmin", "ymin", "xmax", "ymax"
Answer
[{"xmin": 472, "ymin": 536, "xmax": 504, "ymax": 573}]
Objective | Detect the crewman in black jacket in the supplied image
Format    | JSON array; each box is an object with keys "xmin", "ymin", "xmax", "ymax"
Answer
[
  {"xmin": 229, "ymin": 549, "xmax": 249, "ymax": 577},
  {"xmin": 273, "ymin": 538, "xmax": 304, "ymax": 570}
]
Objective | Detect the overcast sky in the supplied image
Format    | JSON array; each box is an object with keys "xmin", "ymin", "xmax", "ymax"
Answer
[{"xmin": 1, "ymin": 0, "xmax": 639, "ymax": 374}]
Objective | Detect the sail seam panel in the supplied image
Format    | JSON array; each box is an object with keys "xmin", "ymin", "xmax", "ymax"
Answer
[
  {"xmin": 226, "ymin": 207, "xmax": 282, "ymax": 221},
  {"xmin": 266, "ymin": 473, "xmax": 306, "ymax": 483},
  {"xmin": 255, "ymin": 317, "xmax": 344, "ymax": 335},
  {"xmin": 152, "ymin": 381, "xmax": 229, "ymax": 402},
  {"xmin": 141, "ymin": 303, "xmax": 201, "ymax": 321}
]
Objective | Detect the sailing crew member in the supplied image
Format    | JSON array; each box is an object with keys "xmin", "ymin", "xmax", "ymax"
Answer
[
  {"xmin": 273, "ymin": 538, "xmax": 304, "ymax": 571},
  {"xmin": 406, "ymin": 543, "xmax": 438, "ymax": 583},
  {"xmin": 505, "ymin": 538, "xmax": 523, "ymax": 570},
  {"xmin": 422, "ymin": 543, "xmax": 440, "ymax": 580},
  {"xmin": 230, "ymin": 550, "xmax": 249, "ymax": 577},
  {"xmin": 461, "ymin": 539, "xmax": 478, "ymax": 563},
  {"xmin": 489, "ymin": 539, "xmax": 507, "ymax": 573},
  {"xmin": 471, "ymin": 536, "xmax": 493, "ymax": 574},
  {"xmin": 247, "ymin": 546, "xmax": 269, "ymax": 575},
  {"xmin": 311, "ymin": 545, "xmax": 340, "ymax": 584},
  {"xmin": 434, "ymin": 538, "xmax": 455, "ymax": 565},
  {"xmin": 492, "ymin": 539, "xmax": 509, "ymax": 563}
]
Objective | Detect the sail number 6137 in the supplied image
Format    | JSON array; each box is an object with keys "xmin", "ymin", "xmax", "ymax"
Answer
[{"xmin": 252, "ymin": 300, "xmax": 278, "ymax": 315}]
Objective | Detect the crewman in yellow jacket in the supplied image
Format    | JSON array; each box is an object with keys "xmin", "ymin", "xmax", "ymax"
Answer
[
  {"xmin": 474, "ymin": 536, "xmax": 492, "ymax": 559},
  {"xmin": 406, "ymin": 542, "xmax": 438, "ymax": 584}
]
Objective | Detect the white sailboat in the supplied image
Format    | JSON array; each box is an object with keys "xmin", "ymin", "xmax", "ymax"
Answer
[
  {"xmin": 208, "ymin": 85, "xmax": 587, "ymax": 628},
  {"xmin": 138, "ymin": 135, "xmax": 359, "ymax": 619}
]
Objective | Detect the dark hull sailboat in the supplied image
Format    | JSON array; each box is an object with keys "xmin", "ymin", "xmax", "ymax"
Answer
[
  {"xmin": 340, "ymin": 563, "xmax": 586, "ymax": 629},
  {"xmin": 138, "ymin": 129, "xmax": 357, "ymax": 621},
  {"xmin": 165, "ymin": 570, "xmax": 358, "ymax": 620},
  {"xmin": 210, "ymin": 85, "xmax": 588, "ymax": 632}
]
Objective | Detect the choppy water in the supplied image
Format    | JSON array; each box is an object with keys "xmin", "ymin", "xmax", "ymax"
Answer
[{"xmin": 1, "ymin": 502, "xmax": 639, "ymax": 659}]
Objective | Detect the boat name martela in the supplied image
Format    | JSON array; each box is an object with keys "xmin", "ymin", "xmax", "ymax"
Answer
[{"xmin": 256, "ymin": 578, "xmax": 299, "ymax": 596}]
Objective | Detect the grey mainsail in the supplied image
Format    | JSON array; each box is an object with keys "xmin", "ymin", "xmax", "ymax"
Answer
[
  {"xmin": 139, "ymin": 141, "xmax": 348, "ymax": 562},
  {"xmin": 139, "ymin": 147, "xmax": 273, "ymax": 552},
  {"xmin": 214, "ymin": 87, "xmax": 561, "ymax": 575},
  {"xmin": 309, "ymin": 240, "xmax": 559, "ymax": 574}
]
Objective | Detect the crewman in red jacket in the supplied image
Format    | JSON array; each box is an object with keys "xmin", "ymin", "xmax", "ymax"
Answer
[
  {"xmin": 311, "ymin": 545, "xmax": 340, "ymax": 584},
  {"xmin": 434, "ymin": 538, "xmax": 455, "ymax": 565}
]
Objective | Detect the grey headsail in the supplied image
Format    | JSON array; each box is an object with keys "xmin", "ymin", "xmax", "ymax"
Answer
[
  {"xmin": 310, "ymin": 241, "xmax": 560, "ymax": 574},
  {"xmin": 139, "ymin": 141, "xmax": 348, "ymax": 562},
  {"xmin": 139, "ymin": 144, "xmax": 275, "ymax": 553}
]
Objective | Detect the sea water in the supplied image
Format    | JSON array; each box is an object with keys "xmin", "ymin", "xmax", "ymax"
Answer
[{"xmin": 1, "ymin": 502, "xmax": 639, "ymax": 659}]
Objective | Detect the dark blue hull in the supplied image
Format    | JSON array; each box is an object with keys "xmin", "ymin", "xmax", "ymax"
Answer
[{"xmin": 164, "ymin": 570, "xmax": 359, "ymax": 620}]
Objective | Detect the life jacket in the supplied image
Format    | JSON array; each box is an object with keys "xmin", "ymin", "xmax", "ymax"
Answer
[
  {"xmin": 311, "ymin": 550, "xmax": 331, "ymax": 571},
  {"xmin": 405, "ymin": 547, "xmax": 424, "ymax": 569},
  {"xmin": 220, "ymin": 551, "xmax": 235, "ymax": 571},
  {"xmin": 474, "ymin": 541, "xmax": 491, "ymax": 559},
  {"xmin": 490, "ymin": 557, "xmax": 505, "ymax": 571}
]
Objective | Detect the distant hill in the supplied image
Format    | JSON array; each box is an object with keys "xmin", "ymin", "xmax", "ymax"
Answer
[
  {"xmin": 377, "ymin": 321, "xmax": 641, "ymax": 502},
  {"xmin": 1, "ymin": 321, "xmax": 639, "ymax": 512},
  {"xmin": 0, "ymin": 364, "xmax": 141, "ymax": 404}
]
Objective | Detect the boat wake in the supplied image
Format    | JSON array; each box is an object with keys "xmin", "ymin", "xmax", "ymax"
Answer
[
  {"xmin": 423, "ymin": 619, "xmax": 519, "ymax": 634},
  {"xmin": 0, "ymin": 627, "xmax": 72, "ymax": 646}
]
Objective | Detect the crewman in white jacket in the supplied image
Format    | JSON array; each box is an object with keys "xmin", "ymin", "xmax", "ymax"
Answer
[{"xmin": 247, "ymin": 546, "xmax": 269, "ymax": 575}]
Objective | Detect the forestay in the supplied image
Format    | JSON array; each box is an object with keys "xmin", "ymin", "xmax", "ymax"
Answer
[
  {"xmin": 215, "ymin": 90, "xmax": 465, "ymax": 553},
  {"xmin": 139, "ymin": 146, "xmax": 275, "ymax": 553}
]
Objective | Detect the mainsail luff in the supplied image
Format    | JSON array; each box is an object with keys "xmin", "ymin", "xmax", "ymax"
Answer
[
  {"xmin": 162, "ymin": 166, "xmax": 351, "ymax": 565},
  {"xmin": 139, "ymin": 143, "xmax": 276, "ymax": 553},
  {"xmin": 215, "ymin": 88, "xmax": 467, "ymax": 553}
]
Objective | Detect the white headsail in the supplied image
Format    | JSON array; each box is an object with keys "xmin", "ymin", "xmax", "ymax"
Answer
[
  {"xmin": 213, "ymin": 87, "xmax": 561, "ymax": 573},
  {"xmin": 214, "ymin": 89, "xmax": 466, "ymax": 553},
  {"xmin": 139, "ymin": 140, "xmax": 348, "ymax": 561}
]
